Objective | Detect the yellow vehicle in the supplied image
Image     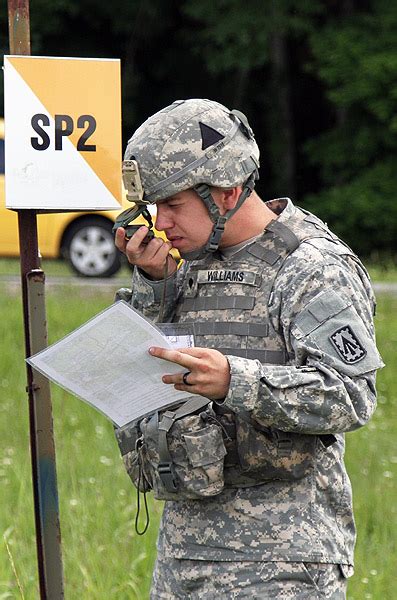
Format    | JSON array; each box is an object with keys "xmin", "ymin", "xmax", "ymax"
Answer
[{"xmin": 0, "ymin": 118, "xmax": 152, "ymax": 277}]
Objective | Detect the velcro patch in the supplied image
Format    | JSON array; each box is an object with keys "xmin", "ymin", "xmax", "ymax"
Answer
[{"xmin": 330, "ymin": 326, "xmax": 367, "ymax": 364}]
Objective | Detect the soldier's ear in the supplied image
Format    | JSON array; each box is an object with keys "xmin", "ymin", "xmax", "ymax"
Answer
[{"xmin": 215, "ymin": 186, "xmax": 242, "ymax": 214}]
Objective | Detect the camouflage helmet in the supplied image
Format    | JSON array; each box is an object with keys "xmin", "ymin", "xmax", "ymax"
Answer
[{"xmin": 124, "ymin": 98, "xmax": 260, "ymax": 203}]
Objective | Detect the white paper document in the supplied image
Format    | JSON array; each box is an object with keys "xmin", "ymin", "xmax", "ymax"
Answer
[{"xmin": 27, "ymin": 301, "xmax": 197, "ymax": 427}]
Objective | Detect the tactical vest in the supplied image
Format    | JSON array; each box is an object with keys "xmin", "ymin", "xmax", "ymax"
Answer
[
  {"xmin": 172, "ymin": 207, "xmax": 345, "ymax": 487},
  {"xmin": 116, "ymin": 206, "xmax": 358, "ymax": 500}
]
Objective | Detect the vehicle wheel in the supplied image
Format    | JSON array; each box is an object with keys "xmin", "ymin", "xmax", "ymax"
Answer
[{"xmin": 62, "ymin": 217, "xmax": 121, "ymax": 277}]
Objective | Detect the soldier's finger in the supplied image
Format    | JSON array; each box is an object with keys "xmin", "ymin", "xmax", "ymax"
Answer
[
  {"xmin": 161, "ymin": 371, "xmax": 194, "ymax": 386},
  {"xmin": 150, "ymin": 239, "xmax": 173, "ymax": 263},
  {"xmin": 145, "ymin": 237, "xmax": 172, "ymax": 262},
  {"xmin": 142, "ymin": 237, "xmax": 167, "ymax": 260},
  {"xmin": 125, "ymin": 226, "xmax": 151, "ymax": 252},
  {"xmin": 149, "ymin": 346, "xmax": 198, "ymax": 369},
  {"xmin": 114, "ymin": 227, "xmax": 128, "ymax": 252},
  {"xmin": 167, "ymin": 347, "xmax": 209, "ymax": 359}
]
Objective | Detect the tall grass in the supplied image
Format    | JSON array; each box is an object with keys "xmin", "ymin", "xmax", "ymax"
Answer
[
  {"xmin": 344, "ymin": 293, "xmax": 396, "ymax": 600},
  {"xmin": 0, "ymin": 283, "xmax": 395, "ymax": 599}
]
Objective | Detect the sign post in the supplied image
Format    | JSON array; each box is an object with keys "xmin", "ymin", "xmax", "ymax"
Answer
[
  {"xmin": 8, "ymin": 0, "xmax": 64, "ymax": 600},
  {"xmin": 6, "ymin": 3, "xmax": 122, "ymax": 598},
  {"xmin": 7, "ymin": 2, "xmax": 65, "ymax": 598}
]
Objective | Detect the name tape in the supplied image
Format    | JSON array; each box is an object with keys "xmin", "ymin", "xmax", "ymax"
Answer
[{"xmin": 197, "ymin": 270, "xmax": 259, "ymax": 285}]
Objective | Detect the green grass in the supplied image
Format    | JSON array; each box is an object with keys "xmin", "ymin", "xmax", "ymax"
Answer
[
  {"xmin": 0, "ymin": 283, "xmax": 395, "ymax": 599},
  {"xmin": 0, "ymin": 257, "xmax": 396, "ymax": 282},
  {"xmin": 344, "ymin": 293, "xmax": 396, "ymax": 600},
  {"xmin": 0, "ymin": 258, "xmax": 132, "ymax": 279},
  {"xmin": 0, "ymin": 283, "xmax": 160, "ymax": 599},
  {"xmin": 367, "ymin": 264, "xmax": 397, "ymax": 283}
]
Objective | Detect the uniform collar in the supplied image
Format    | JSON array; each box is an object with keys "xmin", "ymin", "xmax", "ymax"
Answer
[
  {"xmin": 218, "ymin": 197, "xmax": 295, "ymax": 260},
  {"xmin": 265, "ymin": 197, "xmax": 295, "ymax": 221},
  {"xmin": 219, "ymin": 234, "xmax": 261, "ymax": 260}
]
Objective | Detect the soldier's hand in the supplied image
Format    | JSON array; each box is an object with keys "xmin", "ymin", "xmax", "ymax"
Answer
[
  {"xmin": 149, "ymin": 346, "xmax": 231, "ymax": 400},
  {"xmin": 115, "ymin": 226, "xmax": 177, "ymax": 280}
]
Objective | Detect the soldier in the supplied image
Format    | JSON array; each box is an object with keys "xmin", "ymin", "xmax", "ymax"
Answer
[{"xmin": 114, "ymin": 99, "xmax": 384, "ymax": 599}]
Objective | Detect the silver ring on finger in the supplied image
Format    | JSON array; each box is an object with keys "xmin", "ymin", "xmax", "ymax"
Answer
[{"xmin": 182, "ymin": 371, "xmax": 193, "ymax": 386}]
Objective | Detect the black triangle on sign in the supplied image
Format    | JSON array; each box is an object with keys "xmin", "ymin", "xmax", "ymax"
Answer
[{"xmin": 199, "ymin": 122, "xmax": 225, "ymax": 150}]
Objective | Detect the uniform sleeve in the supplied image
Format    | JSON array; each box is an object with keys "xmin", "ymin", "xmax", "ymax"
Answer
[
  {"xmin": 128, "ymin": 262, "xmax": 187, "ymax": 322},
  {"xmin": 223, "ymin": 257, "xmax": 384, "ymax": 434}
]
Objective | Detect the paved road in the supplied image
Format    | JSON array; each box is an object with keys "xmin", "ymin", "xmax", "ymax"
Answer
[
  {"xmin": 371, "ymin": 282, "xmax": 397, "ymax": 294},
  {"xmin": 1, "ymin": 275, "xmax": 396, "ymax": 294}
]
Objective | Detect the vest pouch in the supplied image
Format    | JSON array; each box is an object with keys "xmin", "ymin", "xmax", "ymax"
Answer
[
  {"xmin": 233, "ymin": 417, "xmax": 316, "ymax": 482},
  {"xmin": 115, "ymin": 422, "xmax": 153, "ymax": 492},
  {"xmin": 118, "ymin": 397, "xmax": 227, "ymax": 501},
  {"xmin": 159, "ymin": 416, "xmax": 227, "ymax": 500},
  {"xmin": 123, "ymin": 439, "xmax": 154, "ymax": 492}
]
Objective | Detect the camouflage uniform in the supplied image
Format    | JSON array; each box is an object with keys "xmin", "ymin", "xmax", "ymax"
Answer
[
  {"xmin": 115, "ymin": 99, "xmax": 383, "ymax": 598},
  {"xmin": 151, "ymin": 557, "xmax": 348, "ymax": 599},
  {"xmin": 126, "ymin": 198, "xmax": 383, "ymax": 599}
]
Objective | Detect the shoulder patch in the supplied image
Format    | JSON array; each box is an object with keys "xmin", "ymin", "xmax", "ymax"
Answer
[{"xmin": 330, "ymin": 326, "xmax": 367, "ymax": 363}]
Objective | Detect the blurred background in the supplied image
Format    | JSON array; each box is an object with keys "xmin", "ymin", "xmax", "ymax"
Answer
[{"xmin": 1, "ymin": 0, "xmax": 396, "ymax": 262}]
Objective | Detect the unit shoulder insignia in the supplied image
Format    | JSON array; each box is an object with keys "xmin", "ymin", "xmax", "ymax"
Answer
[{"xmin": 330, "ymin": 325, "xmax": 367, "ymax": 363}]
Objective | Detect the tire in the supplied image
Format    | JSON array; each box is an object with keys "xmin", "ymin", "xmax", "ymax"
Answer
[{"xmin": 62, "ymin": 217, "xmax": 121, "ymax": 277}]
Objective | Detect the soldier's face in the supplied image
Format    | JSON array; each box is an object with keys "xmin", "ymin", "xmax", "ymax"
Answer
[{"xmin": 155, "ymin": 189, "xmax": 215, "ymax": 253}]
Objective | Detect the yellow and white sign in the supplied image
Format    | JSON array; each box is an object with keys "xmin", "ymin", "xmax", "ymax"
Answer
[{"xmin": 4, "ymin": 56, "xmax": 122, "ymax": 210}]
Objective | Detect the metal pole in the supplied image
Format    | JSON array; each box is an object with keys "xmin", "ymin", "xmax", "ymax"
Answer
[
  {"xmin": 26, "ymin": 271, "xmax": 64, "ymax": 599},
  {"xmin": 7, "ymin": 2, "xmax": 64, "ymax": 598}
]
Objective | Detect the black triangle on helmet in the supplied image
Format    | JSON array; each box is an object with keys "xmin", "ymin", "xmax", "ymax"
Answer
[{"xmin": 199, "ymin": 122, "xmax": 225, "ymax": 150}]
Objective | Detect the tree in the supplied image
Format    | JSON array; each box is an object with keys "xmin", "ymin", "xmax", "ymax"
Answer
[
  {"xmin": 302, "ymin": 0, "xmax": 397, "ymax": 257},
  {"xmin": 0, "ymin": 0, "xmax": 395, "ymax": 257},
  {"xmin": 182, "ymin": 0, "xmax": 323, "ymax": 198}
]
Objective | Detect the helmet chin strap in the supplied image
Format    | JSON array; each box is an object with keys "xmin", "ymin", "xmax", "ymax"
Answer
[{"xmin": 180, "ymin": 172, "xmax": 258, "ymax": 261}]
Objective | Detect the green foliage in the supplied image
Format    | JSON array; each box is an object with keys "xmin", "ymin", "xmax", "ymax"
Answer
[
  {"xmin": 302, "ymin": 2, "xmax": 397, "ymax": 256},
  {"xmin": 301, "ymin": 158, "xmax": 397, "ymax": 257},
  {"xmin": 306, "ymin": 4, "xmax": 397, "ymax": 175},
  {"xmin": 0, "ymin": 0, "xmax": 396, "ymax": 256},
  {"xmin": 182, "ymin": 0, "xmax": 322, "ymax": 72}
]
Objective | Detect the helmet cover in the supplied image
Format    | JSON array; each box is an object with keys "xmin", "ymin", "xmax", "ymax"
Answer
[{"xmin": 124, "ymin": 99, "xmax": 260, "ymax": 203}]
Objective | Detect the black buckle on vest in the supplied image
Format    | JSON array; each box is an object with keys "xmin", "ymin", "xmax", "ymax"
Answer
[
  {"xmin": 319, "ymin": 434, "xmax": 337, "ymax": 448},
  {"xmin": 272, "ymin": 429, "xmax": 293, "ymax": 458},
  {"xmin": 158, "ymin": 411, "xmax": 176, "ymax": 433},
  {"xmin": 157, "ymin": 462, "xmax": 178, "ymax": 492},
  {"xmin": 277, "ymin": 439, "xmax": 292, "ymax": 458}
]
